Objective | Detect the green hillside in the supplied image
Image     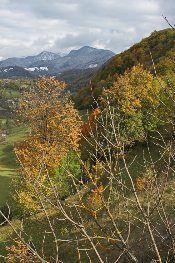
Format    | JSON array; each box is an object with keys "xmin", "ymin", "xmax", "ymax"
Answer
[{"xmin": 75, "ymin": 28, "xmax": 175, "ymax": 109}]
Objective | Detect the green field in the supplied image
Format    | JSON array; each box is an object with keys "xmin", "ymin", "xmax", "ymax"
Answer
[{"xmin": 0, "ymin": 123, "xmax": 28, "ymax": 207}]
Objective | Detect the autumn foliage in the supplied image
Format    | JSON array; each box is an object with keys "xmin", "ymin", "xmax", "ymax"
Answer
[
  {"xmin": 81, "ymin": 107, "xmax": 101, "ymax": 136},
  {"xmin": 6, "ymin": 240, "xmax": 41, "ymax": 263},
  {"xmin": 101, "ymin": 64, "xmax": 164, "ymax": 143},
  {"xmin": 14, "ymin": 77, "xmax": 81, "ymax": 212},
  {"xmin": 2, "ymin": 28, "xmax": 175, "ymax": 263}
]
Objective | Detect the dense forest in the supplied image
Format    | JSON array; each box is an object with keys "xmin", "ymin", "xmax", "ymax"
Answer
[{"xmin": 0, "ymin": 27, "xmax": 175, "ymax": 262}]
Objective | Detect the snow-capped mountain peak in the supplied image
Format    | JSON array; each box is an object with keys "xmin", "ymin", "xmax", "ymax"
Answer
[{"xmin": 34, "ymin": 51, "xmax": 60, "ymax": 61}]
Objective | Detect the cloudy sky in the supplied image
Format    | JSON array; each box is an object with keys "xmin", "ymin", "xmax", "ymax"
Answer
[{"xmin": 0, "ymin": 0, "xmax": 174, "ymax": 59}]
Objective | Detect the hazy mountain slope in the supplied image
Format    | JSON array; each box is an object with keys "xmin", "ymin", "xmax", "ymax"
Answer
[
  {"xmin": 0, "ymin": 47, "xmax": 115, "ymax": 76},
  {"xmin": 57, "ymin": 68, "xmax": 98, "ymax": 93},
  {"xmin": 0, "ymin": 66, "xmax": 32, "ymax": 78}
]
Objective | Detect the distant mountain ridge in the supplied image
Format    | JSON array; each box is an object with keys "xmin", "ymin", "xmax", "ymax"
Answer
[
  {"xmin": 0, "ymin": 51, "xmax": 60, "ymax": 68},
  {"xmin": 0, "ymin": 46, "xmax": 115, "ymax": 77}
]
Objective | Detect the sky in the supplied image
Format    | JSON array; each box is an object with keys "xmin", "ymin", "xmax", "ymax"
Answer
[{"xmin": 0, "ymin": 0, "xmax": 174, "ymax": 59}]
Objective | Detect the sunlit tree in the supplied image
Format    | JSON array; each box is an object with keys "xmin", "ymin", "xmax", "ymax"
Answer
[
  {"xmin": 14, "ymin": 77, "xmax": 81, "ymax": 212},
  {"xmin": 101, "ymin": 64, "xmax": 164, "ymax": 143}
]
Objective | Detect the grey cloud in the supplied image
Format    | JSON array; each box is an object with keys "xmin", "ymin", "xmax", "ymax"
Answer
[{"xmin": 0, "ymin": 0, "xmax": 174, "ymax": 59}]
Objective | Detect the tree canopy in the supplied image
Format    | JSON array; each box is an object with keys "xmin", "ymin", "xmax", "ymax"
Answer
[{"xmin": 100, "ymin": 65, "xmax": 164, "ymax": 143}]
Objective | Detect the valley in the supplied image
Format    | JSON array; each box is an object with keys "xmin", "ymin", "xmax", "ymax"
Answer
[{"xmin": 0, "ymin": 28, "xmax": 175, "ymax": 262}]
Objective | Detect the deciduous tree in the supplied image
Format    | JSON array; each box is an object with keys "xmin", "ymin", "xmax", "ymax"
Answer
[
  {"xmin": 14, "ymin": 77, "xmax": 81, "ymax": 212},
  {"xmin": 101, "ymin": 64, "xmax": 164, "ymax": 143}
]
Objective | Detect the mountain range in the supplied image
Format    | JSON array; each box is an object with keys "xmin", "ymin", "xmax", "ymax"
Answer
[{"xmin": 0, "ymin": 46, "xmax": 115, "ymax": 78}]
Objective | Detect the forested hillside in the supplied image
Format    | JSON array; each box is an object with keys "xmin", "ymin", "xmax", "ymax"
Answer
[{"xmin": 75, "ymin": 28, "xmax": 175, "ymax": 109}]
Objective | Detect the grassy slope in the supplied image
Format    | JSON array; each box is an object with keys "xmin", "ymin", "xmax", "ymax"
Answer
[
  {"xmin": 0, "ymin": 138, "xmax": 166, "ymax": 260},
  {"xmin": 0, "ymin": 124, "xmax": 28, "ymax": 207}
]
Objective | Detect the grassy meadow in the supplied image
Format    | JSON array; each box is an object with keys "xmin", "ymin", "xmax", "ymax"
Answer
[{"xmin": 0, "ymin": 122, "xmax": 28, "ymax": 207}]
